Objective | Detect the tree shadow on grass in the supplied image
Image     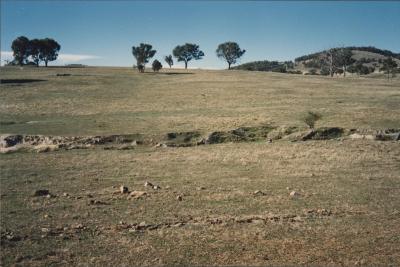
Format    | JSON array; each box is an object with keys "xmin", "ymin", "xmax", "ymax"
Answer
[
  {"xmin": 161, "ymin": 72, "xmax": 194, "ymax": 75},
  {"xmin": 0, "ymin": 79, "xmax": 47, "ymax": 84},
  {"xmin": 143, "ymin": 72, "xmax": 194, "ymax": 75}
]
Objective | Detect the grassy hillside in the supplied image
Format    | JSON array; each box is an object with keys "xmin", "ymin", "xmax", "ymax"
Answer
[
  {"xmin": 1, "ymin": 66, "xmax": 399, "ymax": 137},
  {"xmin": 1, "ymin": 67, "xmax": 400, "ymax": 266}
]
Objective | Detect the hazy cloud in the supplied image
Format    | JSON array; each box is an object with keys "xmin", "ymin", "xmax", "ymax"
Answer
[
  {"xmin": 1, "ymin": 51, "xmax": 100, "ymax": 65},
  {"xmin": 0, "ymin": 51, "xmax": 14, "ymax": 65},
  {"xmin": 57, "ymin": 53, "xmax": 101, "ymax": 63}
]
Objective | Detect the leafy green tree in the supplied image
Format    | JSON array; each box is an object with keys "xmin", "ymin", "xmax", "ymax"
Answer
[
  {"xmin": 132, "ymin": 43, "xmax": 156, "ymax": 72},
  {"xmin": 39, "ymin": 38, "xmax": 61, "ymax": 67},
  {"xmin": 164, "ymin": 55, "xmax": 173, "ymax": 68},
  {"xmin": 324, "ymin": 48, "xmax": 340, "ymax": 77},
  {"xmin": 173, "ymin": 43, "xmax": 204, "ymax": 69},
  {"xmin": 11, "ymin": 36, "xmax": 30, "ymax": 66},
  {"xmin": 152, "ymin": 59, "xmax": 162, "ymax": 72},
  {"xmin": 381, "ymin": 57, "xmax": 398, "ymax": 80},
  {"xmin": 28, "ymin": 39, "xmax": 42, "ymax": 67},
  {"xmin": 216, "ymin": 42, "xmax": 246, "ymax": 69},
  {"xmin": 336, "ymin": 48, "xmax": 355, "ymax": 77}
]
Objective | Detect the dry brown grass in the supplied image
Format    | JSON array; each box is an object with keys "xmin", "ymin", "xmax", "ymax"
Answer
[
  {"xmin": 1, "ymin": 66, "xmax": 399, "ymax": 136},
  {"xmin": 1, "ymin": 66, "xmax": 399, "ymax": 266}
]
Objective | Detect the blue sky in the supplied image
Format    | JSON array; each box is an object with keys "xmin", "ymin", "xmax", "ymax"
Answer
[{"xmin": 1, "ymin": 1, "xmax": 399, "ymax": 68}]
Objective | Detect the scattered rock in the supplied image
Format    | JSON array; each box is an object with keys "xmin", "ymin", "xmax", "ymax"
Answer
[
  {"xmin": 120, "ymin": 186, "xmax": 129, "ymax": 194},
  {"xmin": 289, "ymin": 191, "xmax": 300, "ymax": 198},
  {"xmin": 34, "ymin": 144, "xmax": 59, "ymax": 153},
  {"xmin": 131, "ymin": 140, "xmax": 139, "ymax": 146},
  {"xmin": 176, "ymin": 195, "xmax": 183, "ymax": 201},
  {"xmin": 62, "ymin": 192, "xmax": 69, "ymax": 197},
  {"xmin": 0, "ymin": 135, "xmax": 23, "ymax": 148},
  {"xmin": 253, "ymin": 190, "xmax": 266, "ymax": 196},
  {"xmin": 128, "ymin": 191, "xmax": 147, "ymax": 199},
  {"xmin": 317, "ymin": 208, "xmax": 332, "ymax": 216},
  {"xmin": 349, "ymin": 133, "xmax": 375, "ymax": 140},
  {"xmin": 252, "ymin": 219, "xmax": 265, "ymax": 225},
  {"xmin": 33, "ymin": 189, "xmax": 50, "ymax": 197},
  {"xmin": 155, "ymin": 143, "xmax": 167, "ymax": 148},
  {"xmin": 144, "ymin": 181, "xmax": 153, "ymax": 187},
  {"xmin": 72, "ymin": 223, "xmax": 84, "ymax": 230},
  {"xmin": 153, "ymin": 185, "xmax": 161, "ymax": 190},
  {"xmin": 41, "ymin": 227, "xmax": 50, "ymax": 233},
  {"xmin": 301, "ymin": 127, "xmax": 344, "ymax": 141},
  {"xmin": 4, "ymin": 233, "xmax": 21, "ymax": 242},
  {"xmin": 196, "ymin": 186, "xmax": 206, "ymax": 191},
  {"xmin": 89, "ymin": 200, "xmax": 108, "ymax": 205}
]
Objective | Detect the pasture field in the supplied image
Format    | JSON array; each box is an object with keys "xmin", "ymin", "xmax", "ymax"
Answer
[{"xmin": 1, "ymin": 66, "xmax": 400, "ymax": 266}]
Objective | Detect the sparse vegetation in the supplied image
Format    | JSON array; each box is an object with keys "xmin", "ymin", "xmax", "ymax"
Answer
[
  {"xmin": 152, "ymin": 59, "xmax": 162, "ymax": 72},
  {"xmin": 132, "ymin": 43, "xmax": 156, "ymax": 73},
  {"xmin": 164, "ymin": 55, "xmax": 173, "ymax": 68},
  {"xmin": 216, "ymin": 42, "xmax": 246, "ymax": 69},
  {"xmin": 172, "ymin": 43, "xmax": 204, "ymax": 69},
  {"xmin": 381, "ymin": 57, "xmax": 398, "ymax": 80},
  {"xmin": 303, "ymin": 111, "xmax": 322, "ymax": 129}
]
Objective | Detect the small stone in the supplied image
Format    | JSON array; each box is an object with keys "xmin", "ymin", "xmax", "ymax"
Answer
[
  {"xmin": 155, "ymin": 143, "xmax": 167, "ymax": 148},
  {"xmin": 128, "ymin": 191, "xmax": 147, "ymax": 199},
  {"xmin": 131, "ymin": 141, "xmax": 138, "ymax": 146},
  {"xmin": 72, "ymin": 223, "xmax": 84, "ymax": 230},
  {"xmin": 144, "ymin": 181, "xmax": 153, "ymax": 187},
  {"xmin": 290, "ymin": 191, "xmax": 300, "ymax": 198},
  {"xmin": 44, "ymin": 214, "xmax": 49, "ymax": 218},
  {"xmin": 63, "ymin": 192, "xmax": 69, "ymax": 197},
  {"xmin": 120, "ymin": 186, "xmax": 129, "ymax": 194},
  {"xmin": 253, "ymin": 190, "xmax": 265, "ymax": 196},
  {"xmin": 33, "ymin": 189, "xmax": 49, "ymax": 197},
  {"xmin": 196, "ymin": 186, "xmax": 206, "ymax": 191},
  {"xmin": 41, "ymin": 227, "xmax": 50, "ymax": 233},
  {"xmin": 267, "ymin": 138, "xmax": 272, "ymax": 143},
  {"xmin": 252, "ymin": 219, "xmax": 265, "ymax": 225},
  {"xmin": 153, "ymin": 185, "xmax": 161, "ymax": 190},
  {"xmin": 176, "ymin": 195, "xmax": 183, "ymax": 201},
  {"xmin": 139, "ymin": 221, "xmax": 146, "ymax": 227}
]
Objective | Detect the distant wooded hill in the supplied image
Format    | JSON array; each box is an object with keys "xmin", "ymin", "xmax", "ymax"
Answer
[{"xmin": 233, "ymin": 46, "xmax": 400, "ymax": 76}]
